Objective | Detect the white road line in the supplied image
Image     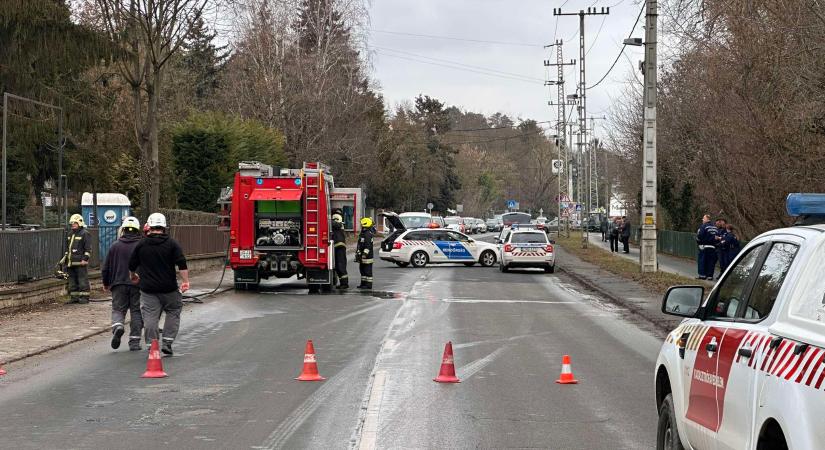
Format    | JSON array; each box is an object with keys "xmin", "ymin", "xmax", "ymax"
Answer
[
  {"xmin": 357, "ymin": 370, "xmax": 387, "ymax": 450},
  {"xmin": 442, "ymin": 298, "xmax": 576, "ymax": 304},
  {"xmin": 457, "ymin": 346, "xmax": 509, "ymax": 381},
  {"xmin": 317, "ymin": 302, "xmax": 387, "ymax": 327}
]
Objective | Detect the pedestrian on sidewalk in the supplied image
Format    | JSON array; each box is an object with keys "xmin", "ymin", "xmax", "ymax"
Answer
[
  {"xmin": 695, "ymin": 214, "xmax": 719, "ymax": 280},
  {"xmin": 600, "ymin": 217, "xmax": 608, "ymax": 242},
  {"xmin": 356, "ymin": 217, "xmax": 375, "ymax": 289},
  {"xmin": 718, "ymin": 224, "xmax": 741, "ymax": 273},
  {"xmin": 331, "ymin": 209, "xmax": 349, "ymax": 289},
  {"xmin": 608, "ymin": 217, "xmax": 620, "ymax": 252},
  {"xmin": 620, "ymin": 216, "xmax": 631, "ymax": 253},
  {"xmin": 102, "ymin": 216, "xmax": 144, "ymax": 351},
  {"xmin": 128, "ymin": 213, "xmax": 189, "ymax": 356},
  {"xmin": 59, "ymin": 214, "xmax": 92, "ymax": 304}
]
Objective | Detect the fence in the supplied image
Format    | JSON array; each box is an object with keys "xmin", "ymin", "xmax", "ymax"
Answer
[
  {"xmin": 628, "ymin": 226, "xmax": 712, "ymax": 259},
  {"xmin": 0, "ymin": 226, "xmax": 227, "ymax": 284}
]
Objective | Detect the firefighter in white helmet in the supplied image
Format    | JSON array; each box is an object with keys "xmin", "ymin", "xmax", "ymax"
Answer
[
  {"xmin": 332, "ymin": 209, "xmax": 349, "ymax": 289},
  {"xmin": 59, "ymin": 214, "xmax": 92, "ymax": 304},
  {"xmin": 102, "ymin": 216, "xmax": 144, "ymax": 351},
  {"xmin": 128, "ymin": 213, "xmax": 189, "ymax": 356}
]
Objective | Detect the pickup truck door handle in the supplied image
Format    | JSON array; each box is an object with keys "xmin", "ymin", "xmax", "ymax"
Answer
[
  {"xmin": 705, "ymin": 342, "xmax": 718, "ymax": 353},
  {"xmin": 738, "ymin": 348, "xmax": 753, "ymax": 358}
]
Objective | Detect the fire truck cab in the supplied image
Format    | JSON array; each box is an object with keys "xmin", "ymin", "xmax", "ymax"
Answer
[{"xmin": 219, "ymin": 161, "xmax": 342, "ymax": 293}]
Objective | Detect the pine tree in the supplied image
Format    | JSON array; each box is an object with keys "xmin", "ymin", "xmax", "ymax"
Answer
[{"xmin": 181, "ymin": 17, "xmax": 229, "ymax": 106}]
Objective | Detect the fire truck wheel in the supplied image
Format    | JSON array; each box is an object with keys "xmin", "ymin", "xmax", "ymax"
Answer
[
  {"xmin": 321, "ymin": 283, "xmax": 333, "ymax": 293},
  {"xmin": 308, "ymin": 284, "xmax": 321, "ymax": 294},
  {"xmin": 656, "ymin": 394, "xmax": 684, "ymax": 450},
  {"xmin": 410, "ymin": 251, "xmax": 429, "ymax": 268}
]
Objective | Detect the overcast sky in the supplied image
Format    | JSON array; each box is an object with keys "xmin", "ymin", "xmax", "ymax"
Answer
[{"xmin": 368, "ymin": 0, "xmax": 646, "ymax": 135}]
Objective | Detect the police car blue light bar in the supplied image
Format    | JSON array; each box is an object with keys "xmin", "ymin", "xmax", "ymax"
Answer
[{"xmin": 786, "ymin": 193, "xmax": 825, "ymax": 216}]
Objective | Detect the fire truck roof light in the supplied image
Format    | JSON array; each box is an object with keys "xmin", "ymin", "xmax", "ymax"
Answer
[{"xmin": 786, "ymin": 193, "xmax": 825, "ymax": 216}]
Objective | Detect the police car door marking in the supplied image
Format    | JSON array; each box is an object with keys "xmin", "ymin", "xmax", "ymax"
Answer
[{"xmin": 433, "ymin": 241, "xmax": 472, "ymax": 260}]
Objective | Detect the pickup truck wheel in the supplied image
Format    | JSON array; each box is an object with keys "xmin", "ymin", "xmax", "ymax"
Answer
[
  {"xmin": 411, "ymin": 251, "xmax": 429, "ymax": 268},
  {"xmin": 480, "ymin": 250, "xmax": 497, "ymax": 267},
  {"xmin": 657, "ymin": 394, "xmax": 685, "ymax": 450}
]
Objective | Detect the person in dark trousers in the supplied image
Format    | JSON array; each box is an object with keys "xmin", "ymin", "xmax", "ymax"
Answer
[
  {"xmin": 60, "ymin": 214, "xmax": 92, "ymax": 304},
  {"xmin": 356, "ymin": 217, "xmax": 375, "ymax": 289},
  {"xmin": 600, "ymin": 217, "xmax": 608, "ymax": 242},
  {"xmin": 695, "ymin": 214, "xmax": 719, "ymax": 280},
  {"xmin": 128, "ymin": 213, "xmax": 189, "ymax": 356},
  {"xmin": 331, "ymin": 210, "xmax": 349, "ymax": 289},
  {"xmin": 620, "ymin": 216, "xmax": 631, "ymax": 253},
  {"xmin": 608, "ymin": 217, "xmax": 620, "ymax": 252},
  {"xmin": 102, "ymin": 216, "xmax": 144, "ymax": 351},
  {"xmin": 718, "ymin": 224, "xmax": 741, "ymax": 272}
]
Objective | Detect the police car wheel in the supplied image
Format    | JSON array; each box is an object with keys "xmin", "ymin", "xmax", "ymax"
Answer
[
  {"xmin": 499, "ymin": 263, "xmax": 509, "ymax": 273},
  {"xmin": 395, "ymin": 262, "xmax": 410, "ymax": 268},
  {"xmin": 480, "ymin": 250, "xmax": 496, "ymax": 267},
  {"xmin": 544, "ymin": 265, "xmax": 555, "ymax": 274},
  {"xmin": 656, "ymin": 394, "xmax": 684, "ymax": 450},
  {"xmin": 411, "ymin": 251, "xmax": 429, "ymax": 268}
]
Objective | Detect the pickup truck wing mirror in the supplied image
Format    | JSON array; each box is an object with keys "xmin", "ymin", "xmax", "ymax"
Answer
[{"xmin": 661, "ymin": 286, "xmax": 704, "ymax": 318}]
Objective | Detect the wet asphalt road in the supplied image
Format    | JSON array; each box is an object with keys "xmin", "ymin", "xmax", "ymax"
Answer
[{"xmin": 0, "ymin": 233, "xmax": 663, "ymax": 449}]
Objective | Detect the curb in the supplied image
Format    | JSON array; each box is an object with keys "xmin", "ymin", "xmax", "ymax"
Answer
[
  {"xmin": 558, "ymin": 264, "xmax": 673, "ymax": 335},
  {"xmin": 2, "ymin": 286, "xmax": 232, "ymax": 366}
]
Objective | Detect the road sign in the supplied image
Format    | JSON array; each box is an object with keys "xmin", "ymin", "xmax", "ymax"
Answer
[
  {"xmin": 575, "ymin": 204, "xmax": 582, "ymax": 212},
  {"xmin": 552, "ymin": 159, "xmax": 563, "ymax": 174},
  {"xmin": 456, "ymin": 204, "xmax": 464, "ymax": 213},
  {"xmin": 427, "ymin": 202, "xmax": 434, "ymax": 210},
  {"xmin": 507, "ymin": 199, "xmax": 517, "ymax": 209},
  {"xmin": 561, "ymin": 210, "xmax": 570, "ymax": 218}
]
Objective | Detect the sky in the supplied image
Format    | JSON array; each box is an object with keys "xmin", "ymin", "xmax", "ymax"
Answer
[{"xmin": 367, "ymin": 0, "xmax": 647, "ymax": 136}]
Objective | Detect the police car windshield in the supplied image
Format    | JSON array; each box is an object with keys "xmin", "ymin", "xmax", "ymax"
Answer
[
  {"xmin": 511, "ymin": 232, "xmax": 547, "ymax": 244},
  {"xmin": 400, "ymin": 216, "xmax": 431, "ymax": 228}
]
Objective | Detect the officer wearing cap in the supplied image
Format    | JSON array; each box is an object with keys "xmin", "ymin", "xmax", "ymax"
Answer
[
  {"xmin": 59, "ymin": 214, "xmax": 92, "ymax": 304},
  {"xmin": 696, "ymin": 214, "xmax": 719, "ymax": 280},
  {"xmin": 331, "ymin": 209, "xmax": 349, "ymax": 289},
  {"xmin": 356, "ymin": 217, "xmax": 376, "ymax": 289},
  {"xmin": 102, "ymin": 216, "xmax": 144, "ymax": 351}
]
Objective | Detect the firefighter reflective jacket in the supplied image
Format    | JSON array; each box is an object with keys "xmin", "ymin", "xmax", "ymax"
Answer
[
  {"xmin": 63, "ymin": 228, "xmax": 92, "ymax": 267},
  {"xmin": 357, "ymin": 227, "xmax": 375, "ymax": 262},
  {"xmin": 332, "ymin": 221, "xmax": 347, "ymax": 248}
]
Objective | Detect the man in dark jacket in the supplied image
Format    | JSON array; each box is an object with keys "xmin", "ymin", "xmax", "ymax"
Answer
[
  {"xmin": 331, "ymin": 210, "xmax": 349, "ymax": 289},
  {"xmin": 128, "ymin": 213, "xmax": 189, "ymax": 356},
  {"xmin": 620, "ymin": 216, "xmax": 631, "ymax": 253},
  {"xmin": 695, "ymin": 214, "xmax": 719, "ymax": 280},
  {"xmin": 102, "ymin": 216, "xmax": 143, "ymax": 351},
  {"xmin": 600, "ymin": 217, "xmax": 608, "ymax": 242},
  {"xmin": 60, "ymin": 214, "xmax": 92, "ymax": 304},
  {"xmin": 356, "ymin": 217, "xmax": 375, "ymax": 289}
]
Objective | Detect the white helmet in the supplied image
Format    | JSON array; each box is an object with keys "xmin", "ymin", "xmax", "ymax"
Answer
[
  {"xmin": 146, "ymin": 212, "xmax": 167, "ymax": 229},
  {"xmin": 332, "ymin": 213, "xmax": 343, "ymax": 223},
  {"xmin": 121, "ymin": 216, "xmax": 141, "ymax": 231}
]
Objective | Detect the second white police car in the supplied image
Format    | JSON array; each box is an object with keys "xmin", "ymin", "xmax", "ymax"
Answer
[
  {"xmin": 654, "ymin": 194, "xmax": 825, "ymax": 450},
  {"xmin": 379, "ymin": 212, "xmax": 498, "ymax": 268},
  {"xmin": 497, "ymin": 228, "xmax": 556, "ymax": 273}
]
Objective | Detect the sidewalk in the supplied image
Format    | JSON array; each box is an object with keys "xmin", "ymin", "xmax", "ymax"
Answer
[
  {"xmin": 584, "ymin": 232, "xmax": 718, "ymax": 281},
  {"xmin": 0, "ymin": 269, "xmax": 229, "ymax": 365}
]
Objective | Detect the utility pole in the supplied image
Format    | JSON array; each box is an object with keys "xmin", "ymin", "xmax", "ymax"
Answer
[
  {"xmin": 640, "ymin": 0, "xmax": 658, "ymax": 272},
  {"xmin": 586, "ymin": 116, "xmax": 607, "ymax": 213},
  {"xmin": 554, "ymin": 6, "xmax": 610, "ymax": 248},
  {"xmin": 545, "ymin": 40, "xmax": 576, "ymax": 237}
]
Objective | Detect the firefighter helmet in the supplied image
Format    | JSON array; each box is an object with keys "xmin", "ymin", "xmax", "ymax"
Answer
[
  {"xmin": 147, "ymin": 212, "xmax": 167, "ymax": 229},
  {"xmin": 360, "ymin": 217, "xmax": 374, "ymax": 228},
  {"xmin": 69, "ymin": 213, "xmax": 85, "ymax": 227},
  {"xmin": 121, "ymin": 216, "xmax": 141, "ymax": 231},
  {"xmin": 332, "ymin": 214, "xmax": 343, "ymax": 223}
]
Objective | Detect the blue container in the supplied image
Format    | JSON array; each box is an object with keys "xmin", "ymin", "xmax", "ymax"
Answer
[{"xmin": 81, "ymin": 193, "xmax": 131, "ymax": 261}]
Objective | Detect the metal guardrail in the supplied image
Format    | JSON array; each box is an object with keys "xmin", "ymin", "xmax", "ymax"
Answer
[{"xmin": 0, "ymin": 226, "xmax": 227, "ymax": 284}]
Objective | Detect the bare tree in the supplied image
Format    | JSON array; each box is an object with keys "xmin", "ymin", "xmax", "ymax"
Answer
[{"xmin": 91, "ymin": 0, "xmax": 212, "ymax": 212}]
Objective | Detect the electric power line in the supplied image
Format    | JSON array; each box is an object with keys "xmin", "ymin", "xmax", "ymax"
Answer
[
  {"xmin": 371, "ymin": 29, "xmax": 545, "ymax": 48},
  {"xmin": 374, "ymin": 46, "xmax": 545, "ymax": 82},
  {"xmin": 375, "ymin": 51, "xmax": 544, "ymax": 85},
  {"xmin": 586, "ymin": 2, "xmax": 645, "ymax": 90}
]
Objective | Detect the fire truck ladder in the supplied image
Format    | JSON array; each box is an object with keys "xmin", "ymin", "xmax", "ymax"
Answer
[{"xmin": 303, "ymin": 162, "xmax": 323, "ymax": 263}]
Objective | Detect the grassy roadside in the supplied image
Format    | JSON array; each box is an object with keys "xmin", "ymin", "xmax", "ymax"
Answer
[{"xmin": 554, "ymin": 234, "xmax": 700, "ymax": 295}]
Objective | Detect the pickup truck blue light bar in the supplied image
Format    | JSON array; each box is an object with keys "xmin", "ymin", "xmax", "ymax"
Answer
[{"xmin": 786, "ymin": 193, "xmax": 825, "ymax": 216}]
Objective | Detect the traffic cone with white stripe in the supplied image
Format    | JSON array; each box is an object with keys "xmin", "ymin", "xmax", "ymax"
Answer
[
  {"xmin": 434, "ymin": 341, "xmax": 461, "ymax": 383},
  {"xmin": 0, "ymin": 363, "xmax": 6, "ymax": 376},
  {"xmin": 555, "ymin": 354, "xmax": 578, "ymax": 384},
  {"xmin": 296, "ymin": 340, "xmax": 325, "ymax": 381},
  {"xmin": 141, "ymin": 339, "xmax": 168, "ymax": 378}
]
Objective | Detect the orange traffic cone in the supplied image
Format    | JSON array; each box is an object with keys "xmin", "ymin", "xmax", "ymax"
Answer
[
  {"xmin": 555, "ymin": 354, "xmax": 578, "ymax": 384},
  {"xmin": 141, "ymin": 339, "xmax": 168, "ymax": 378},
  {"xmin": 433, "ymin": 341, "xmax": 461, "ymax": 383},
  {"xmin": 0, "ymin": 364, "xmax": 6, "ymax": 376},
  {"xmin": 296, "ymin": 340, "xmax": 325, "ymax": 381}
]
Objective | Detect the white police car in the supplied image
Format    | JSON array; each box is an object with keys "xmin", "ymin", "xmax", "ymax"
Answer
[
  {"xmin": 655, "ymin": 194, "xmax": 825, "ymax": 450},
  {"xmin": 379, "ymin": 212, "xmax": 498, "ymax": 268},
  {"xmin": 497, "ymin": 228, "xmax": 555, "ymax": 273}
]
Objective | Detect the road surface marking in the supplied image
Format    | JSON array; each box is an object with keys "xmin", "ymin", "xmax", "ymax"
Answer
[
  {"xmin": 442, "ymin": 298, "xmax": 576, "ymax": 304},
  {"xmin": 357, "ymin": 370, "xmax": 387, "ymax": 450},
  {"xmin": 458, "ymin": 346, "xmax": 509, "ymax": 381}
]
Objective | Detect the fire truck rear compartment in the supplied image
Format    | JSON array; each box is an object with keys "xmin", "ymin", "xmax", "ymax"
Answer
[{"xmin": 255, "ymin": 199, "xmax": 302, "ymax": 278}]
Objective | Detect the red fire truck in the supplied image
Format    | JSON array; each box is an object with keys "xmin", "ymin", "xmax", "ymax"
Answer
[{"xmin": 218, "ymin": 161, "xmax": 346, "ymax": 292}]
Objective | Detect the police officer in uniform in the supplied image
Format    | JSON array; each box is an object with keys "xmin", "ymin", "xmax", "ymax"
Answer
[
  {"xmin": 60, "ymin": 214, "xmax": 92, "ymax": 304},
  {"xmin": 695, "ymin": 214, "xmax": 719, "ymax": 280},
  {"xmin": 331, "ymin": 209, "xmax": 349, "ymax": 289},
  {"xmin": 356, "ymin": 217, "xmax": 375, "ymax": 289}
]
